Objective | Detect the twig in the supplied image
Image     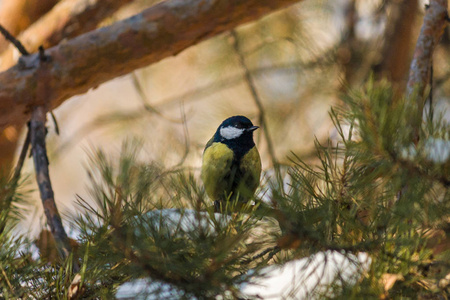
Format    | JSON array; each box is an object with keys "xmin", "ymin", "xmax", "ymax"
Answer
[
  {"xmin": 0, "ymin": 23, "xmax": 29, "ymax": 55},
  {"xmin": 426, "ymin": 64, "xmax": 434, "ymax": 123},
  {"xmin": 242, "ymin": 246, "xmax": 280, "ymax": 265},
  {"xmin": 266, "ymin": 246, "xmax": 281, "ymax": 262},
  {"xmin": 50, "ymin": 111, "xmax": 60, "ymax": 135},
  {"xmin": 30, "ymin": 106, "xmax": 75, "ymax": 266},
  {"xmin": 0, "ymin": 265, "xmax": 14, "ymax": 292},
  {"xmin": 231, "ymin": 30, "xmax": 282, "ymax": 184},
  {"xmin": 12, "ymin": 125, "xmax": 31, "ymax": 182},
  {"xmin": 38, "ymin": 45, "xmax": 51, "ymax": 62}
]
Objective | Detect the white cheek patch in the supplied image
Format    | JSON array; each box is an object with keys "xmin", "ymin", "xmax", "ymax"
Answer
[{"xmin": 220, "ymin": 126, "xmax": 244, "ymax": 140}]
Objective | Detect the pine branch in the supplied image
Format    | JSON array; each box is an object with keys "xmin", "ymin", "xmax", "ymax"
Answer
[{"xmin": 0, "ymin": 0, "xmax": 302, "ymax": 132}]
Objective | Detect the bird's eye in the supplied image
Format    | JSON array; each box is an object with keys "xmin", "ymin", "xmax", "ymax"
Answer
[{"xmin": 235, "ymin": 123, "xmax": 244, "ymax": 129}]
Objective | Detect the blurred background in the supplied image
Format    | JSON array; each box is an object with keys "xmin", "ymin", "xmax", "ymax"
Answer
[{"xmin": 0, "ymin": 0, "xmax": 449, "ymax": 237}]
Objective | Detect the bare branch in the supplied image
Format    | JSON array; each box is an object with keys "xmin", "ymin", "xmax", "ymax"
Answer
[
  {"xmin": 398, "ymin": 0, "xmax": 447, "ymax": 201},
  {"xmin": 0, "ymin": 24, "xmax": 29, "ymax": 55},
  {"xmin": 241, "ymin": 246, "xmax": 280, "ymax": 265},
  {"xmin": 406, "ymin": 0, "xmax": 448, "ymax": 100},
  {"xmin": 0, "ymin": 0, "xmax": 301, "ymax": 132},
  {"xmin": 30, "ymin": 106, "xmax": 74, "ymax": 265}
]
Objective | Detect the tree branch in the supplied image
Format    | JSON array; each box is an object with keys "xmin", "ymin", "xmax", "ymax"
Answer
[
  {"xmin": 0, "ymin": 24, "xmax": 29, "ymax": 56},
  {"xmin": 0, "ymin": 0, "xmax": 301, "ymax": 132},
  {"xmin": 406, "ymin": 0, "xmax": 448, "ymax": 100},
  {"xmin": 30, "ymin": 106, "xmax": 74, "ymax": 265},
  {"xmin": 398, "ymin": 0, "xmax": 447, "ymax": 201}
]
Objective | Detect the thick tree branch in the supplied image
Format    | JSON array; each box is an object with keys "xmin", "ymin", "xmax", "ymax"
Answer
[{"xmin": 0, "ymin": 0, "xmax": 301, "ymax": 131}]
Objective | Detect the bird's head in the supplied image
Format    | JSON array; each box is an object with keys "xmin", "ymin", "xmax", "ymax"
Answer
[
  {"xmin": 213, "ymin": 116, "xmax": 259, "ymax": 158},
  {"xmin": 216, "ymin": 115, "xmax": 258, "ymax": 141}
]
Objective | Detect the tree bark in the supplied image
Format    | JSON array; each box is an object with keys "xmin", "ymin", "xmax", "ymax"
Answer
[
  {"xmin": 30, "ymin": 106, "xmax": 74, "ymax": 264},
  {"xmin": 406, "ymin": 0, "xmax": 448, "ymax": 100},
  {"xmin": 0, "ymin": 0, "xmax": 301, "ymax": 133},
  {"xmin": 406, "ymin": 0, "xmax": 448, "ymax": 142}
]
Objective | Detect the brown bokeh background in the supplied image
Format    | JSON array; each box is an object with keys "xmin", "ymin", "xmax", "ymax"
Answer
[{"xmin": 1, "ymin": 0, "xmax": 449, "ymax": 236}]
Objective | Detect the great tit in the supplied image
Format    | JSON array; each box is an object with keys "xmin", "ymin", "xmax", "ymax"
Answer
[{"xmin": 201, "ymin": 115, "xmax": 261, "ymax": 211}]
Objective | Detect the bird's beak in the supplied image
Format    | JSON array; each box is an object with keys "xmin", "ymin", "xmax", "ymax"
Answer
[{"xmin": 247, "ymin": 126, "xmax": 259, "ymax": 132}]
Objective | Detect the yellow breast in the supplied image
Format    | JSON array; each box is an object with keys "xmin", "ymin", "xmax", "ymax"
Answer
[{"xmin": 201, "ymin": 142, "xmax": 261, "ymax": 202}]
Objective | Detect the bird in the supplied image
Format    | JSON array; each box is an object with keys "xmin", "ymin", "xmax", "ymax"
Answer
[{"xmin": 201, "ymin": 115, "xmax": 261, "ymax": 211}]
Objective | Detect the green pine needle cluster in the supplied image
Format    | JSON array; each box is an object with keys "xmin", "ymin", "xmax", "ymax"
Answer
[{"xmin": 0, "ymin": 81, "xmax": 448, "ymax": 299}]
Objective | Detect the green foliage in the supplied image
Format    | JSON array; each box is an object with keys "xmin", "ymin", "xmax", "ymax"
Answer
[
  {"xmin": 271, "ymin": 80, "xmax": 449, "ymax": 298},
  {"xmin": 0, "ymin": 82, "xmax": 448, "ymax": 299},
  {"xmin": 71, "ymin": 141, "xmax": 271, "ymax": 299},
  {"xmin": 0, "ymin": 174, "xmax": 77, "ymax": 299}
]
